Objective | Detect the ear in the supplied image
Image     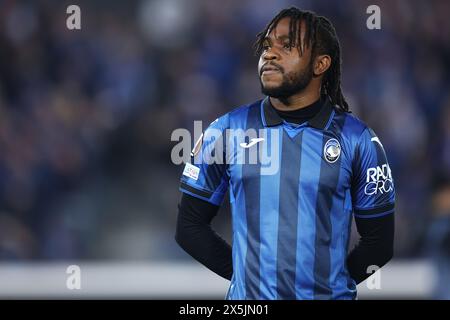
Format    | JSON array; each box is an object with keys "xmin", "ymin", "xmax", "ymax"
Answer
[{"xmin": 313, "ymin": 54, "xmax": 331, "ymax": 76}]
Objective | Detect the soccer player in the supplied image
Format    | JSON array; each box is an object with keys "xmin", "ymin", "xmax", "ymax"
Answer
[{"xmin": 175, "ymin": 7, "xmax": 395, "ymax": 300}]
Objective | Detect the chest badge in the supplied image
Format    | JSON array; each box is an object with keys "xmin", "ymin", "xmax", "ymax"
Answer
[{"xmin": 324, "ymin": 138, "xmax": 341, "ymax": 163}]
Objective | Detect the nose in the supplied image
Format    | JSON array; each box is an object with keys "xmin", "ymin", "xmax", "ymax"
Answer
[{"xmin": 262, "ymin": 47, "xmax": 279, "ymax": 61}]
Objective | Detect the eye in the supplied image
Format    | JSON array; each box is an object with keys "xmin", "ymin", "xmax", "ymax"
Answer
[{"xmin": 283, "ymin": 43, "xmax": 292, "ymax": 50}]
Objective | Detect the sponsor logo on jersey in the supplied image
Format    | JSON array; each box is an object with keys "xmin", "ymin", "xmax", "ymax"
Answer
[{"xmin": 364, "ymin": 163, "xmax": 393, "ymax": 195}]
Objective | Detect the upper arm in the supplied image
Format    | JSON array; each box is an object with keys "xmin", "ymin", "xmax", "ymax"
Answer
[
  {"xmin": 179, "ymin": 117, "xmax": 229, "ymax": 206},
  {"xmin": 351, "ymin": 127, "xmax": 395, "ymax": 219}
]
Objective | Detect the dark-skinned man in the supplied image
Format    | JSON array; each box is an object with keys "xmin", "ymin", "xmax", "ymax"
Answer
[{"xmin": 176, "ymin": 7, "xmax": 395, "ymax": 300}]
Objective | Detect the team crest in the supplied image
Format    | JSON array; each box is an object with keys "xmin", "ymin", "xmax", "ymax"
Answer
[{"xmin": 324, "ymin": 138, "xmax": 341, "ymax": 163}]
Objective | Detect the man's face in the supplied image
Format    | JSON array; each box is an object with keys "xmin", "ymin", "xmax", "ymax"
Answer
[{"xmin": 258, "ymin": 17, "xmax": 314, "ymax": 99}]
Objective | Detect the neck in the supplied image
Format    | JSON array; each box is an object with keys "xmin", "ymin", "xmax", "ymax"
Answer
[{"xmin": 269, "ymin": 88, "xmax": 321, "ymax": 111}]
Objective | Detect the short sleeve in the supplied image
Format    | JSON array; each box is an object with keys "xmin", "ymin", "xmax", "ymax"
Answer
[
  {"xmin": 351, "ymin": 127, "xmax": 395, "ymax": 218},
  {"xmin": 179, "ymin": 117, "xmax": 229, "ymax": 206}
]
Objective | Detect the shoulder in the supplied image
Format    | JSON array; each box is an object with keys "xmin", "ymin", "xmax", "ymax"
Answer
[
  {"xmin": 331, "ymin": 109, "xmax": 385, "ymax": 151},
  {"xmin": 330, "ymin": 109, "xmax": 385, "ymax": 160},
  {"xmin": 333, "ymin": 109, "xmax": 370, "ymax": 139},
  {"xmin": 333, "ymin": 110, "xmax": 391, "ymax": 166}
]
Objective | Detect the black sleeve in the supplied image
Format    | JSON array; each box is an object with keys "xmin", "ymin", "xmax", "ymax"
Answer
[
  {"xmin": 175, "ymin": 193, "xmax": 233, "ymax": 280},
  {"xmin": 346, "ymin": 213, "xmax": 394, "ymax": 285}
]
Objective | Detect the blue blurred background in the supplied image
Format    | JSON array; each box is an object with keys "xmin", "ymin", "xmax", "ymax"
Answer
[{"xmin": 0, "ymin": 0, "xmax": 449, "ymax": 298}]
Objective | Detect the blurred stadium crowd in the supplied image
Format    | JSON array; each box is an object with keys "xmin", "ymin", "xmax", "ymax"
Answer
[{"xmin": 0, "ymin": 0, "xmax": 449, "ymax": 267}]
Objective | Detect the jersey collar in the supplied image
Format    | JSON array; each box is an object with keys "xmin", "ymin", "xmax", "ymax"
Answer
[{"xmin": 261, "ymin": 96, "xmax": 335, "ymax": 130}]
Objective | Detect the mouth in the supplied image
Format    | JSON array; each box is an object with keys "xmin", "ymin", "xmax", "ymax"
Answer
[{"xmin": 261, "ymin": 65, "xmax": 281, "ymax": 76}]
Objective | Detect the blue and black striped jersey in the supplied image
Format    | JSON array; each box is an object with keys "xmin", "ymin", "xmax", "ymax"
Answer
[{"xmin": 180, "ymin": 97, "xmax": 395, "ymax": 300}]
